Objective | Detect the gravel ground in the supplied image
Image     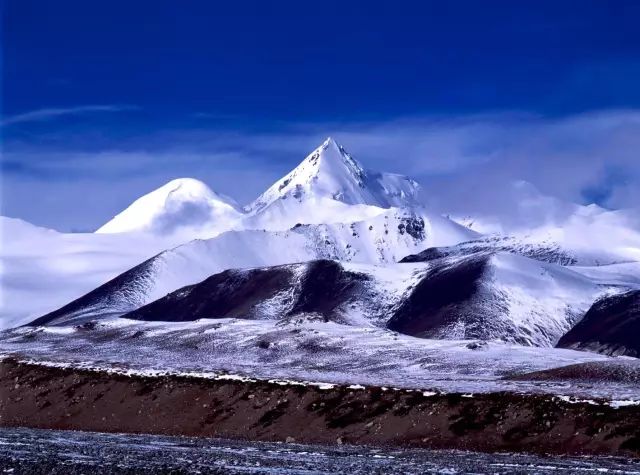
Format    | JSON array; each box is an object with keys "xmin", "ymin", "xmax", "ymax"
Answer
[{"xmin": 1, "ymin": 427, "xmax": 640, "ymax": 474}]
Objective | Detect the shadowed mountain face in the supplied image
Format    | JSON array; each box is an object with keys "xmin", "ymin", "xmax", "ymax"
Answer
[
  {"xmin": 119, "ymin": 255, "xmax": 499, "ymax": 339},
  {"xmin": 557, "ymin": 290, "xmax": 640, "ymax": 357},
  {"xmin": 387, "ymin": 254, "xmax": 489, "ymax": 338},
  {"xmin": 125, "ymin": 260, "xmax": 372, "ymax": 323}
]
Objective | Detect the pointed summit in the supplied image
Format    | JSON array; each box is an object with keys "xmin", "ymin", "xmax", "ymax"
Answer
[
  {"xmin": 321, "ymin": 136, "xmax": 350, "ymax": 157},
  {"xmin": 246, "ymin": 138, "xmax": 423, "ymax": 215}
]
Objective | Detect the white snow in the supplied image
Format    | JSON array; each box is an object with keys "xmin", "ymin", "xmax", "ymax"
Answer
[
  {"xmin": 96, "ymin": 138, "xmax": 431, "ymax": 237},
  {"xmin": 247, "ymin": 137, "xmax": 424, "ymax": 215},
  {"xmin": 0, "ymin": 217, "xmax": 172, "ymax": 329},
  {"xmin": 479, "ymin": 253, "xmax": 602, "ymax": 346},
  {"xmin": 3, "ymin": 138, "xmax": 467, "ymax": 328},
  {"xmin": 97, "ymin": 178, "xmax": 243, "ymax": 238},
  {"xmin": 454, "ymin": 181, "xmax": 640, "ymax": 266},
  {"xmin": 571, "ymin": 261, "xmax": 640, "ymax": 288}
]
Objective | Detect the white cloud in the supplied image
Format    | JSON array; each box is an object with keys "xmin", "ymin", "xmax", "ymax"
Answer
[
  {"xmin": 307, "ymin": 110, "xmax": 640, "ymax": 212},
  {"xmin": 1, "ymin": 105, "xmax": 137, "ymax": 127},
  {"xmin": 3, "ymin": 109, "xmax": 640, "ymax": 231}
]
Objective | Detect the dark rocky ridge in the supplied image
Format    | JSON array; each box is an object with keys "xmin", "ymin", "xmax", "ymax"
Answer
[
  {"xmin": 389, "ymin": 252, "xmax": 565, "ymax": 345},
  {"xmin": 121, "ymin": 254, "xmax": 525, "ymax": 343},
  {"xmin": 127, "ymin": 260, "xmax": 372, "ymax": 323},
  {"xmin": 557, "ymin": 290, "xmax": 640, "ymax": 357},
  {"xmin": 401, "ymin": 237, "xmax": 579, "ymax": 266},
  {"xmin": 122, "ymin": 253, "xmax": 573, "ymax": 346}
]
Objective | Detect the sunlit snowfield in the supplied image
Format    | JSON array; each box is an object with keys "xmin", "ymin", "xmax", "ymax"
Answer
[{"xmin": 2, "ymin": 427, "xmax": 640, "ymax": 474}]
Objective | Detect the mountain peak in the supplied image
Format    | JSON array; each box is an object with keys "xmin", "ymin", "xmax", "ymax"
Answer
[
  {"xmin": 96, "ymin": 178, "xmax": 241, "ymax": 235},
  {"xmin": 320, "ymin": 136, "xmax": 345, "ymax": 155},
  {"xmin": 247, "ymin": 138, "xmax": 422, "ymax": 215},
  {"xmin": 159, "ymin": 178, "xmax": 217, "ymax": 200},
  {"xmin": 302, "ymin": 136, "xmax": 365, "ymax": 182},
  {"xmin": 323, "ymin": 136, "xmax": 337, "ymax": 146},
  {"xmin": 96, "ymin": 139, "xmax": 425, "ymax": 237}
]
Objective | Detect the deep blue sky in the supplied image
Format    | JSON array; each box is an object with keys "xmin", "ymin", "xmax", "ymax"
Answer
[
  {"xmin": 5, "ymin": 0, "xmax": 640, "ymax": 119},
  {"xmin": 3, "ymin": 0, "xmax": 640, "ymax": 230}
]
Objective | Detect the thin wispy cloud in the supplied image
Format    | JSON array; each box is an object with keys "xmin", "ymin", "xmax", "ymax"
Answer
[{"xmin": 1, "ymin": 105, "xmax": 138, "ymax": 127}]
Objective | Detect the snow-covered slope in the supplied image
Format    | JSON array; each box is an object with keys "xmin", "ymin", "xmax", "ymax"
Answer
[
  {"xmin": 5, "ymin": 317, "xmax": 623, "ymax": 399},
  {"xmin": 29, "ymin": 208, "xmax": 477, "ymax": 326},
  {"xmin": 0, "ymin": 217, "xmax": 171, "ymax": 330},
  {"xmin": 451, "ymin": 181, "xmax": 640, "ymax": 265},
  {"xmin": 570, "ymin": 262, "xmax": 640, "ymax": 288},
  {"xmin": 34, "ymin": 250, "xmax": 604, "ymax": 347},
  {"xmin": 509, "ymin": 206, "xmax": 640, "ymax": 266},
  {"xmin": 389, "ymin": 251, "xmax": 602, "ymax": 347},
  {"xmin": 402, "ymin": 233, "xmax": 633, "ymax": 267},
  {"xmin": 97, "ymin": 178, "xmax": 243, "ymax": 238}
]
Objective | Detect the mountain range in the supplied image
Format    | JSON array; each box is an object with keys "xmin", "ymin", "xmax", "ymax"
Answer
[{"xmin": 3, "ymin": 138, "xmax": 640, "ymax": 356}]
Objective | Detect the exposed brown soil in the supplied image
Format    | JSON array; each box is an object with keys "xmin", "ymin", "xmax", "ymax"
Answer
[{"xmin": 2, "ymin": 358, "xmax": 640, "ymax": 457}]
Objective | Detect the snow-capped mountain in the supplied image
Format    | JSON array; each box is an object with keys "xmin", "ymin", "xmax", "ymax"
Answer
[
  {"xmin": 29, "ymin": 208, "xmax": 477, "ymax": 326},
  {"xmin": 95, "ymin": 138, "xmax": 426, "ymax": 238},
  {"xmin": 389, "ymin": 251, "xmax": 602, "ymax": 346},
  {"xmin": 243, "ymin": 137, "xmax": 424, "ymax": 231},
  {"xmin": 5, "ymin": 137, "xmax": 640, "ymax": 354},
  {"xmin": 246, "ymin": 137, "xmax": 423, "ymax": 214},
  {"xmin": 513, "ymin": 205, "xmax": 640, "ymax": 266},
  {"xmin": 97, "ymin": 178, "xmax": 243, "ymax": 237},
  {"xmin": 2, "ymin": 138, "xmax": 475, "ymax": 329},
  {"xmin": 450, "ymin": 180, "xmax": 602, "ymax": 235},
  {"xmin": 91, "ymin": 140, "xmax": 640, "ymax": 269},
  {"xmin": 34, "ymin": 250, "xmax": 604, "ymax": 348}
]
